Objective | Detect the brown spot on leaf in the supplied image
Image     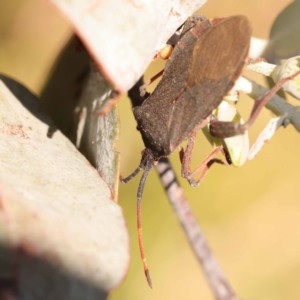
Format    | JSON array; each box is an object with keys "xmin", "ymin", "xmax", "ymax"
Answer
[{"xmin": 0, "ymin": 125, "xmax": 28, "ymax": 139}]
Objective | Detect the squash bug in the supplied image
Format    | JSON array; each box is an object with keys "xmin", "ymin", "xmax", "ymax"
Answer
[{"xmin": 121, "ymin": 15, "xmax": 252, "ymax": 287}]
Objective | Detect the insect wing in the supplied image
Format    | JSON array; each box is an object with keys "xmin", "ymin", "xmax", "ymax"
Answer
[
  {"xmin": 134, "ymin": 19, "xmax": 212, "ymax": 157},
  {"xmin": 169, "ymin": 16, "xmax": 252, "ymax": 149}
]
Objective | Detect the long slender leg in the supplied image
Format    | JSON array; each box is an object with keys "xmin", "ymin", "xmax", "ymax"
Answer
[
  {"xmin": 181, "ymin": 137, "xmax": 228, "ymax": 187},
  {"xmin": 210, "ymin": 70, "xmax": 300, "ymax": 138},
  {"xmin": 139, "ymin": 69, "xmax": 164, "ymax": 97}
]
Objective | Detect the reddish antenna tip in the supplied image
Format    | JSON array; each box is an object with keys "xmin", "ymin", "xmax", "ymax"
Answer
[{"xmin": 145, "ymin": 269, "xmax": 153, "ymax": 289}]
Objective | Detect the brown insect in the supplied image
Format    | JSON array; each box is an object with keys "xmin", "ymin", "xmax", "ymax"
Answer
[{"xmin": 121, "ymin": 15, "xmax": 253, "ymax": 288}]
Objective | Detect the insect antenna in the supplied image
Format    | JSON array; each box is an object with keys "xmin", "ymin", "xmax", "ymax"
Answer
[
  {"xmin": 136, "ymin": 158, "xmax": 154, "ymax": 288},
  {"xmin": 121, "ymin": 149, "xmax": 156, "ymax": 287},
  {"xmin": 120, "ymin": 166, "xmax": 142, "ymax": 184}
]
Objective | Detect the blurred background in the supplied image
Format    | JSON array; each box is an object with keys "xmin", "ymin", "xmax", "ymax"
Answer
[{"xmin": 1, "ymin": 1, "xmax": 300, "ymax": 300}]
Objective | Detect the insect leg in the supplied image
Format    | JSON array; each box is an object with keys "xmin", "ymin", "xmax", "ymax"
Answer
[
  {"xmin": 210, "ymin": 70, "xmax": 300, "ymax": 139},
  {"xmin": 180, "ymin": 137, "xmax": 228, "ymax": 187},
  {"xmin": 139, "ymin": 69, "xmax": 164, "ymax": 97}
]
